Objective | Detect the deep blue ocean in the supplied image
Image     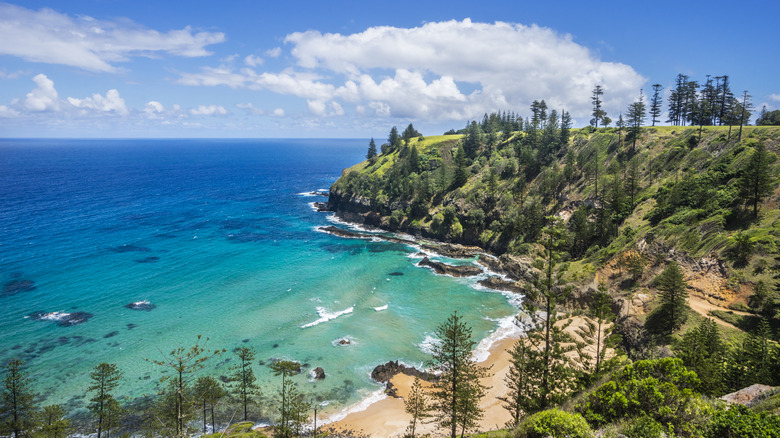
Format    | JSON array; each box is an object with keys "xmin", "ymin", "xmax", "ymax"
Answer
[{"xmin": 0, "ymin": 138, "xmax": 517, "ymax": 420}]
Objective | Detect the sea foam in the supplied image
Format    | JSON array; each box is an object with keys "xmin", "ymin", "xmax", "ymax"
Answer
[
  {"xmin": 472, "ymin": 314, "xmax": 526, "ymax": 363},
  {"xmin": 301, "ymin": 306, "xmax": 354, "ymax": 328},
  {"xmin": 321, "ymin": 388, "xmax": 388, "ymax": 424},
  {"xmin": 373, "ymin": 304, "xmax": 388, "ymax": 312}
]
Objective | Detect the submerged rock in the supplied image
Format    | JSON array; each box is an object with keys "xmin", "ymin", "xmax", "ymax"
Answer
[
  {"xmin": 418, "ymin": 257, "xmax": 482, "ymax": 277},
  {"xmin": 134, "ymin": 256, "xmax": 160, "ymax": 263},
  {"xmin": 124, "ymin": 300, "xmax": 156, "ymax": 311},
  {"xmin": 110, "ymin": 245, "xmax": 152, "ymax": 253},
  {"xmin": 388, "ymin": 271, "xmax": 404, "ymax": 276},
  {"xmin": 2, "ymin": 279, "xmax": 36, "ymax": 297}
]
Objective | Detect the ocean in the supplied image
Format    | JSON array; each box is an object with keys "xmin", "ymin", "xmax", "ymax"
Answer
[{"xmin": 0, "ymin": 138, "xmax": 519, "ymax": 421}]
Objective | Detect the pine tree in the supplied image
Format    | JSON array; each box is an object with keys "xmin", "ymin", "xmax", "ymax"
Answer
[
  {"xmin": 674, "ymin": 318, "xmax": 726, "ymax": 395},
  {"xmin": 428, "ymin": 311, "xmax": 490, "ymax": 438},
  {"xmin": 88, "ymin": 363, "xmax": 123, "ymax": 438},
  {"xmin": 560, "ymin": 110, "xmax": 572, "ymax": 146},
  {"xmin": 230, "ymin": 346, "xmax": 260, "ymax": 421},
  {"xmin": 147, "ymin": 335, "xmax": 223, "ymax": 438},
  {"xmin": 269, "ymin": 360, "xmax": 301, "ymax": 438},
  {"xmin": 649, "ymin": 84, "xmax": 663, "ymax": 126},
  {"xmin": 591, "ymin": 85, "xmax": 606, "ymax": 128},
  {"xmin": 624, "ymin": 156, "xmax": 641, "ymax": 210},
  {"xmin": 404, "ymin": 377, "xmax": 430, "ymax": 438},
  {"xmin": 193, "ymin": 376, "xmax": 226, "ymax": 434},
  {"xmin": 739, "ymin": 141, "xmax": 775, "ymax": 218},
  {"xmin": 655, "ymin": 261, "xmax": 689, "ymax": 336},
  {"xmin": 626, "ymin": 90, "xmax": 646, "ymax": 155},
  {"xmin": 366, "ymin": 138, "xmax": 377, "ymax": 162},
  {"xmin": 500, "ymin": 328, "xmax": 545, "ymax": 427},
  {"xmin": 388, "ymin": 126, "xmax": 401, "ymax": 152},
  {"xmin": 1, "ymin": 359, "xmax": 37, "ymax": 438},
  {"xmin": 738, "ymin": 90, "xmax": 753, "ymax": 141},
  {"xmin": 39, "ymin": 405, "xmax": 70, "ymax": 438}
]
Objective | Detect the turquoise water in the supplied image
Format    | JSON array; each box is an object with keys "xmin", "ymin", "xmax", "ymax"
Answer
[{"xmin": 0, "ymin": 139, "xmax": 517, "ymax": 419}]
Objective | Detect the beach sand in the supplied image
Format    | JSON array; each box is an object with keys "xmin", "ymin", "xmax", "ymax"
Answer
[{"xmin": 326, "ymin": 336, "xmax": 520, "ymax": 437}]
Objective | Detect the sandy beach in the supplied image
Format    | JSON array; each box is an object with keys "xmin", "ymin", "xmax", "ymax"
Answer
[{"xmin": 326, "ymin": 336, "xmax": 520, "ymax": 437}]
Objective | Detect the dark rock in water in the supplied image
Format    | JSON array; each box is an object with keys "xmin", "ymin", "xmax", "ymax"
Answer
[
  {"xmin": 126, "ymin": 323, "xmax": 137, "ymax": 330},
  {"xmin": 337, "ymin": 338, "xmax": 351, "ymax": 345},
  {"xmin": 134, "ymin": 256, "xmax": 159, "ymax": 263},
  {"xmin": 104, "ymin": 331, "xmax": 119, "ymax": 339},
  {"xmin": 28, "ymin": 311, "xmax": 94, "ymax": 326},
  {"xmin": 242, "ymin": 338, "xmax": 250, "ymax": 343},
  {"xmin": 110, "ymin": 245, "xmax": 152, "ymax": 253},
  {"xmin": 388, "ymin": 272, "xmax": 404, "ymax": 276},
  {"xmin": 417, "ymin": 257, "xmax": 482, "ymax": 277},
  {"xmin": 11, "ymin": 344, "xmax": 22, "ymax": 350},
  {"xmin": 2, "ymin": 279, "xmax": 36, "ymax": 297},
  {"xmin": 57, "ymin": 337, "xmax": 70, "ymax": 345},
  {"xmin": 370, "ymin": 361, "xmax": 434, "ymax": 398},
  {"xmin": 312, "ymin": 367, "xmax": 326, "ymax": 380},
  {"xmin": 311, "ymin": 367, "xmax": 325, "ymax": 380},
  {"xmin": 312, "ymin": 202, "xmax": 330, "ymax": 212},
  {"xmin": 258, "ymin": 360, "xmax": 266, "ymax": 366},
  {"xmin": 272, "ymin": 343, "xmax": 279, "ymax": 348},
  {"xmin": 477, "ymin": 277, "xmax": 526, "ymax": 294},
  {"xmin": 124, "ymin": 301, "xmax": 156, "ymax": 311}
]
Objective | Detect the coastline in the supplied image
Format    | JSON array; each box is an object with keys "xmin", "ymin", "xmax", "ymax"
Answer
[{"xmin": 315, "ymin": 210, "xmax": 528, "ymax": 437}]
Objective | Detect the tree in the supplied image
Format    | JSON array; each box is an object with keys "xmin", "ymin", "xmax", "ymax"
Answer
[
  {"xmin": 649, "ymin": 84, "xmax": 663, "ymax": 126},
  {"xmin": 193, "ymin": 376, "xmax": 226, "ymax": 433},
  {"xmin": 402, "ymin": 123, "xmax": 422, "ymax": 146},
  {"xmin": 624, "ymin": 157, "xmax": 641, "ymax": 211},
  {"xmin": 388, "ymin": 126, "xmax": 401, "ymax": 152},
  {"xmin": 626, "ymin": 90, "xmax": 646, "ymax": 155},
  {"xmin": 738, "ymin": 91, "xmax": 753, "ymax": 141},
  {"xmin": 39, "ymin": 405, "xmax": 70, "ymax": 438},
  {"xmin": 560, "ymin": 110, "xmax": 572, "ymax": 146},
  {"xmin": 428, "ymin": 311, "xmax": 490, "ymax": 438},
  {"xmin": 366, "ymin": 138, "xmax": 377, "ymax": 162},
  {"xmin": 579, "ymin": 287, "xmax": 617, "ymax": 376},
  {"xmin": 591, "ymin": 85, "xmax": 606, "ymax": 128},
  {"xmin": 674, "ymin": 318, "xmax": 726, "ymax": 395},
  {"xmin": 528, "ymin": 218, "xmax": 576, "ymax": 408},
  {"xmin": 230, "ymin": 346, "xmax": 261, "ymax": 422},
  {"xmin": 739, "ymin": 141, "xmax": 775, "ymax": 218},
  {"xmin": 1, "ymin": 359, "xmax": 37, "ymax": 438},
  {"xmin": 269, "ymin": 360, "xmax": 301, "ymax": 438},
  {"xmin": 615, "ymin": 113, "xmax": 625, "ymax": 149},
  {"xmin": 654, "ymin": 261, "xmax": 689, "ymax": 336},
  {"xmin": 404, "ymin": 377, "xmax": 430, "ymax": 438},
  {"xmin": 756, "ymin": 107, "xmax": 780, "ymax": 126},
  {"xmin": 500, "ymin": 329, "xmax": 546, "ymax": 428},
  {"xmin": 88, "ymin": 362, "xmax": 123, "ymax": 438},
  {"xmin": 148, "ymin": 335, "xmax": 223, "ymax": 438}
]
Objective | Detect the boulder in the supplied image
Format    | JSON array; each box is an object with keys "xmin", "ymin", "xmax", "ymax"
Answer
[
  {"xmin": 720, "ymin": 384, "xmax": 776, "ymax": 407},
  {"xmin": 418, "ymin": 257, "xmax": 482, "ymax": 277},
  {"xmin": 312, "ymin": 367, "xmax": 326, "ymax": 380}
]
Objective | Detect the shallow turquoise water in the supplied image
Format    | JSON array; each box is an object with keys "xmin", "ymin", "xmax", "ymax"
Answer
[{"xmin": 0, "ymin": 139, "xmax": 517, "ymax": 418}]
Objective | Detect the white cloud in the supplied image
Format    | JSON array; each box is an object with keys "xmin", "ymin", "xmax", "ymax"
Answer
[
  {"xmin": 236, "ymin": 102, "xmax": 264, "ymax": 115},
  {"xmin": 0, "ymin": 105, "xmax": 19, "ymax": 117},
  {"xmin": 769, "ymin": 93, "xmax": 780, "ymax": 103},
  {"xmin": 244, "ymin": 55, "xmax": 263, "ymax": 67},
  {"xmin": 266, "ymin": 47, "xmax": 282, "ymax": 58},
  {"xmin": 178, "ymin": 19, "xmax": 644, "ymax": 122},
  {"xmin": 24, "ymin": 74, "xmax": 59, "ymax": 111},
  {"xmin": 330, "ymin": 101, "xmax": 344, "ymax": 116},
  {"xmin": 190, "ymin": 104, "xmax": 227, "ymax": 116},
  {"xmin": 271, "ymin": 108, "xmax": 285, "ymax": 117},
  {"xmin": 67, "ymin": 89, "xmax": 128, "ymax": 115},
  {"xmin": 144, "ymin": 101, "xmax": 164, "ymax": 114},
  {"xmin": 0, "ymin": 3, "xmax": 225, "ymax": 72}
]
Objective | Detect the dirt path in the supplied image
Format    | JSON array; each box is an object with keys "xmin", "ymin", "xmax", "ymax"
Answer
[{"xmin": 688, "ymin": 294, "xmax": 750, "ymax": 330}]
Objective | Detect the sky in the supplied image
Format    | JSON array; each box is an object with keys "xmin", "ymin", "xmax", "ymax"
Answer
[{"xmin": 0, "ymin": 0, "xmax": 778, "ymax": 138}]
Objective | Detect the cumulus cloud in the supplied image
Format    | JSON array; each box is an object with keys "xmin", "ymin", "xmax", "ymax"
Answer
[
  {"xmin": 145, "ymin": 101, "xmax": 164, "ymax": 114},
  {"xmin": 271, "ymin": 108, "xmax": 285, "ymax": 117},
  {"xmin": 769, "ymin": 93, "xmax": 780, "ymax": 103},
  {"xmin": 0, "ymin": 3, "xmax": 225, "ymax": 72},
  {"xmin": 179, "ymin": 19, "xmax": 644, "ymax": 122},
  {"xmin": 68, "ymin": 89, "xmax": 128, "ymax": 115},
  {"xmin": 24, "ymin": 74, "xmax": 59, "ymax": 111},
  {"xmin": 244, "ymin": 55, "xmax": 263, "ymax": 67},
  {"xmin": 236, "ymin": 102, "xmax": 264, "ymax": 115},
  {"xmin": 190, "ymin": 104, "xmax": 227, "ymax": 116},
  {"xmin": 266, "ymin": 47, "xmax": 282, "ymax": 58},
  {"xmin": 0, "ymin": 105, "xmax": 20, "ymax": 117}
]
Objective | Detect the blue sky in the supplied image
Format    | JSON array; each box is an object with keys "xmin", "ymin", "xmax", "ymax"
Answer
[{"xmin": 1, "ymin": 0, "xmax": 778, "ymax": 138}]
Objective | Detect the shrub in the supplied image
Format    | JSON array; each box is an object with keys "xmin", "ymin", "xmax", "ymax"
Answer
[
  {"xmin": 514, "ymin": 409, "xmax": 592, "ymax": 438},
  {"xmin": 621, "ymin": 415, "xmax": 665, "ymax": 438},
  {"xmin": 706, "ymin": 404, "xmax": 780, "ymax": 438}
]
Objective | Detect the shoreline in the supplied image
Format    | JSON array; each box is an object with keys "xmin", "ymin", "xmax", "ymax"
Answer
[{"xmin": 314, "ymin": 210, "xmax": 528, "ymax": 437}]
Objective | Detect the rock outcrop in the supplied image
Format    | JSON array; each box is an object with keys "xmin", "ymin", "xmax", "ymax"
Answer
[
  {"xmin": 371, "ymin": 361, "xmax": 434, "ymax": 398},
  {"xmin": 418, "ymin": 257, "xmax": 482, "ymax": 277}
]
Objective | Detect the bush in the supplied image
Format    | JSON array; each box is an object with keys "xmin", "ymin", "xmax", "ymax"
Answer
[
  {"xmin": 706, "ymin": 404, "xmax": 780, "ymax": 438},
  {"xmin": 621, "ymin": 415, "xmax": 665, "ymax": 438},
  {"xmin": 514, "ymin": 409, "xmax": 592, "ymax": 438}
]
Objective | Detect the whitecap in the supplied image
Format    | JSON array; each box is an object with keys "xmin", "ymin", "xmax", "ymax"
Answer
[
  {"xmin": 417, "ymin": 333, "xmax": 441, "ymax": 355},
  {"xmin": 373, "ymin": 304, "xmax": 388, "ymax": 312},
  {"xmin": 472, "ymin": 314, "xmax": 527, "ymax": 363},
  {"xmin": 39, "ymin": 311, "xmax": 70, "ymax": 321},
  {"xmin": 301, "ymin": 306, "xmax": 354, "ymax": 328},
  {"xmin": 320, "ymin": 388, "xmax": 388, "ymax": 424}
]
